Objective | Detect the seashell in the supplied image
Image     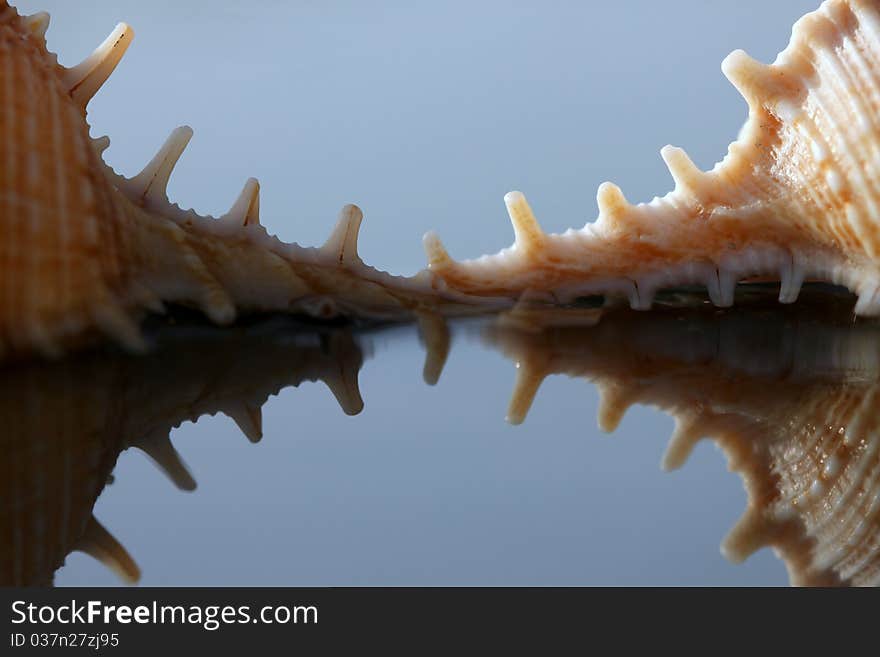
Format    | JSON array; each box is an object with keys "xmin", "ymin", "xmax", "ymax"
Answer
[
  {"xmin": 5, "ymin": 0, "xmax": 880, "ymax": 364},
  {"xmin": 484, "ymin": 286, "xmax": 880, "ymax": 586},
  {"xmin": 0, "ymin": 2, "xmax": 500, "ymax": 361},
  {"xmin": 426, "ymin": 0, "xmax": 880, "ymax": 319},
  {"xmin": 0, "ymin": 317, "xmax": 373, "ymax": 585},
  {"xmin": 5, "ymin": 0, "xmax": 880, "ymax": 360}
]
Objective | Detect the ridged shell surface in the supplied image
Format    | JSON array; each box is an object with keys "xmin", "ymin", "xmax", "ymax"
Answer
[
  {"xmin": 427, "ymin": 0, "xmax": 880, "ymax": 317},
  {"xmin": 0, "ymin": 1, "xmax": 495, "ymax": 360},
  {"xmin": 0, "ymin": 6, "xmax": 137, "ymax": 356},
  {"xmin": 7, "ymin": 0, "xmax": 880, "ymax": 359}
]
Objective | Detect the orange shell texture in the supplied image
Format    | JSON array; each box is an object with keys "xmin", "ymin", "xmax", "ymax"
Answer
[
  {"xmin": 0, "ymin": 2, "xmax": 491, "ymax": 361},
  {"xmin": 7, "ymin": 0, "xmax": 880, "ymax": 361},
  {"xmin": 426, "ymin": 0, "xmax": 880, "ymax": 317},
  {"xmin": 0, "ymin": 6, "xmax": 139, "ymax": 357}
]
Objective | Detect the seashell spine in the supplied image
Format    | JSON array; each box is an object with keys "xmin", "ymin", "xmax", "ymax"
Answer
[
  {"xmin": 426, "ymin": 0, "xmax": 880, "ymax": 317},
  {"xmin": 0, "ymin": 1, "xmax": 500, "ymax": 358},
  {"xmin": 5, "ymin": 1, "xmax": 880, "ymax": 358}
]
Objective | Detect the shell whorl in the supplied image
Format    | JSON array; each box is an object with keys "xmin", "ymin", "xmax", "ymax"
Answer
[{"xmin": 426, "ymin": 0, "xmax": 880, "ymax": 316}]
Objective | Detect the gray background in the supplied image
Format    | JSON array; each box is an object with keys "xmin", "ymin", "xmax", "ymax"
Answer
[{"xmin": 12, "ymin": 0, "xmax": 821, "ymax": 585}]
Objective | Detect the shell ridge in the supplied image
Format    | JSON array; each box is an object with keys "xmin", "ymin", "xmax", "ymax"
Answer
[{"xmin": 9, "ymin": 0, "xmax": 880, "ymax": 358}]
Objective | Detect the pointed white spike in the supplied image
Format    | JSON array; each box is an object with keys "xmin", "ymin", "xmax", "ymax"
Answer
[
  {"xmin": 224, "ymin": 402, "xmax": 263, "ymax": 443},
  {"xmin": 74, "ymin": 515, "xmax": 140, "ymax": 585},
  {"xmin": 660, "ymin": 145, "xmax": 707, "ymax": 196},
  {"xmin": 130, "ymin": 429, "xmax": 197, "ymax": 491},
  {"xmin": 506, "ymin": 360, "xmax": 546, "ymax": 425},
  {"xmin": 596, "ymin": 182, "xmax": 630, "ymax": 228},
  {"xmin": 24, "ymin": 12, "xmax": 50, "ymax": 39},
  {"xmin": 661, "ymin": 414, "xmax": 705, "ymax": 471},
  {"xmin": 854, "ymin": 285, "xmax": 880, "ymax": 317},
  {"xmin": 423, "ymin": 231, "xmax": 454, "ymax": 271},
  {"xmin": 721, "ymin": 49, "xmax": 784, "ymax": 106},
  {"xmin": 322, "ymin": 204, "xmax": 363, "ymax": 264},
  {"xmin": 779, "ymin": 255, "xmax": 805, "ymax": 304},
  {"xmin": 596, "ymin": 382, "xmax": 632, "ymax": 433},
  {"xmin": 64, "ymin": 23, "xmax": 134, "ymax": 109},
  {"xmin": 503, "ymin": 191, "xmax": 545, "ymax": 254},
  {"xmin": 708, "ymin": 269, "xmax": 736, "ymax": 307},
  {"xmin": 222, "ymin": 178, "xmax": 261, "ymax": 227},
  {"xmin": 128, "ymin": 126, "xmax": 193, "ymax": 205}
]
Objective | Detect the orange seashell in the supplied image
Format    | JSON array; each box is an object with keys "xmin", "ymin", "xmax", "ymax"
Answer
[
  {"xmin": 0, "ymin": 2, "xmax": 496, "ymax": 360},
  {"xmin": 428, "ymin": 0, "xmax": 880, "ymax": 318},
  {"xmin": 5, "ymin": 0, "xmax": 880, "ymax": 361}
]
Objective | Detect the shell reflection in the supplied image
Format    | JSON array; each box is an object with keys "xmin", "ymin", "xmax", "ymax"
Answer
[
  {"xmin": 486, "ymin": 286, "xmax": 880, "ymax": 586},
  {"xmin": 4, "ymin": 287, "xmax": 880, "ymax": 586},
  {"xmin": 0, "ymin": 317, "xmax": 369, "ymax": 586}
]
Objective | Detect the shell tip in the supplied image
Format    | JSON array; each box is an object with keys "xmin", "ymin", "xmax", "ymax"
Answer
[
  {"xmin": 24, "ymin": 11, "xmax": 50, "ymax": 39},
  {"xmin": 660, "ymin": 145, "xmax": 706, "ymax": 195},
  {"xmin": 720, "ymin": 507, "xmax": 769, "ymax": 563},
  {"xmin": 321, "ymin": 204, "xmax": 364, "ymax": 264},
  {"xmin": 423, "ymin": 230, "xmax": 453, "ymax": 271},
  {"xmin": 721, "ymin": 48, "xmax": 785, "ymax": 106},
  {"xmin": 128, "ymin": 126, "xmax": 194, "ymax": 204},
  {"xmin": 65, "ymin": 22, "xmax": 134, "ymax": 109},
  {"xmin": 504, "ymin": 190, "xmax": 545, "ymax": 252},
  {"xmin": 223, "ymin": 177, "xmax": 261, "ymax": 227},
  {"xmin": 596, "ymin": 181, "xmax": 630, "ymax": 227}
]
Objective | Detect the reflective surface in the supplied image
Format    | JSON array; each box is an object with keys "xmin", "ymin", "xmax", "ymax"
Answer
[
  {"xmin": 4, "ymin": 286, "xmax": 880, "ymax": 586},
  {"xmin": 5, "ymin": 0, "xmax": 867, "ymax": 586}
]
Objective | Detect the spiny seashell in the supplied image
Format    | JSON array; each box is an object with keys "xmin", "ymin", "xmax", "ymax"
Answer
[
  {"xmin": 5, "ymin": 0, "xmax": 880, "ymax": 361},
  {"xmin": 0, "ymin": 317, "xmax": 374, "ymax": 585},
  {"xmin": 0, "ymin": 1, "xmax": 498, "ymax": 361},
  {"xmin": 426, "ymin": 0, "xmax": 880, "ymax": 318},
  {"xmin": 484, "ymin": 288, "xmax": 880, "ymax": 586}
]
